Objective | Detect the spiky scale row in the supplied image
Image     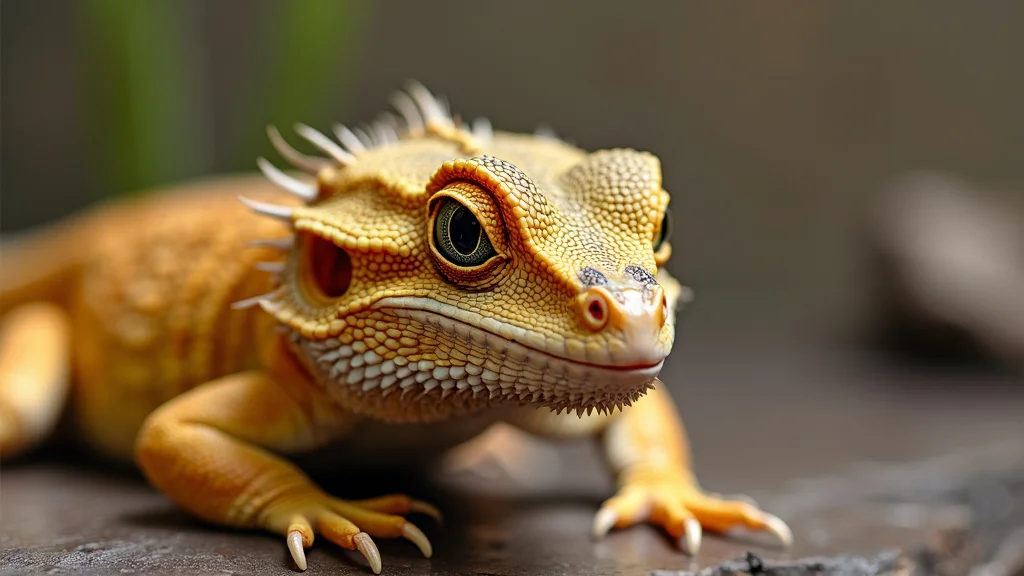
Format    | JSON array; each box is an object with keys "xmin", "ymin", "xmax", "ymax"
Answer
[
  {"xmin": 266, "ymin": 125, "xmax": 328, "ymax": 174},
  {"xmin": 256, "ymin": 157, "xmax": 317, "ymax": 203},
  {"xmin": 372, "ymin": 113, "xmax": 402, "ymax": 144},
  {"xmin": 295, "ymin": 314, "xmax": 658, "ymax": 424},
  {"xmin": 230, "ymin": 287, "xmax": 286, "ymax": 311},
  {"xmin": 249, "ymin": 81, "xmax": 498, "ymax": 224},
  {"xmin": 389, "ymin": 90, "xmax": 425, "ymax": 135},
  {"xmin": 334, "ymin": 124, "xmax": 367, "ymax": 153},
  {"xmin": 294, "ymin": 123, "xmax": 356, "ymax": 166},
  {"xmin": 405, "ymin": 81, "xmax": 452, "ymax": 131},
  {"xmin": 237, "ymin": 195, "xmax": 294, "ymax": 221}
]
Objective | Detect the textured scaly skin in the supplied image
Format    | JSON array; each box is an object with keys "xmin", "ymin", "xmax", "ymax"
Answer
[{"xmin": 0, "ymin": 84, "xmax": 791, "ymax": 573}]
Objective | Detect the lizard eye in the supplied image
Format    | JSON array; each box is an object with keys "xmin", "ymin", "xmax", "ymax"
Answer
[
  {"xmin": 433, "ymin": 198, "xmax": 498, "ymax": 267},
  {"xmin": 653, "ymin": 208, "xmax": 672, "ymax": 253}
]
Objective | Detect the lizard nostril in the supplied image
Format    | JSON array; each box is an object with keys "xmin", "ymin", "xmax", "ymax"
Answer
[{"xmin": 578, "ymin": 289, "xmax": 611, "ymax": 332}]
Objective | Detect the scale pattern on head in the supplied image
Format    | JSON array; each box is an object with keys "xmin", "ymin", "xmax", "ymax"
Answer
[{"xmin": 237, "ymin": 82, "xmax": 683, "ymax": 422}]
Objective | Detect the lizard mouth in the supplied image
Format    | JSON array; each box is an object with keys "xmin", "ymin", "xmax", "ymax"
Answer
[
  {"xmin": 296, "ymin": 296, "xmax": 669, "ymax": 419},
  {"xmin": 370, "ymin": 296, "xmax": 670, "ymax": 373},
  {"xmin": 350, "ymin": 296, "xmax": 668, "ymax": 413}
]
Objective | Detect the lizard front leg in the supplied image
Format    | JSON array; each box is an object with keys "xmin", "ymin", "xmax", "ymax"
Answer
[
  {"xmin": 134, "ymin": 366, "xmax": 439, "ymax": 573},
  {"xmin": 595, "ymin": 382, "xmax": 791, "ymax": 554},
  {"xmin": 508, "ymin": 383, "xmax": 791, "ymax": 555}
]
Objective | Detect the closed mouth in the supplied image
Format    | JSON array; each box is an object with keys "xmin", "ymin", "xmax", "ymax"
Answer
[{"xmin": 371, "ymin": 296, "xmax": 668, "ymax": 373}]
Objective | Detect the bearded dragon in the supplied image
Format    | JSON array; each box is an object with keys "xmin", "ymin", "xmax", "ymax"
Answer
[{"xmin": 0, "ymin": 82, "xmax": 791, "ymax": 573}]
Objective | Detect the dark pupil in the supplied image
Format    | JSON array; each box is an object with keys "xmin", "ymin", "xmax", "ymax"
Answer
[{"xmin": 448, "ymin": 205, "xmax": 480, "ymax": 255}]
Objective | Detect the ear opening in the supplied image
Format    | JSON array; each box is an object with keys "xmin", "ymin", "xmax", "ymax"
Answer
[{"xmin": 298, "ymin": 231, "xmax": 353, "ymax": 303}]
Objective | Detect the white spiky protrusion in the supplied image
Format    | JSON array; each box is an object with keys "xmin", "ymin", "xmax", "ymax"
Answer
[
  {"xmin": 238, "ymin": 195, "xmax": 295, "ymax": 222},
  {"xmin": 472, "ymin": 117, "xmax": 493, "ymax": 142},
  {"xmin": 231, "ymin": 292, "xmax": 278, "ymax": 310},
  {"xmin": 389, "ymin": 90, "xmax": 426, "ymax": 135},
  {"xmin": 404, "ymin": 81, "xmax": 453, "ymax": 130},
  {"xmin": 333, "ymin": 124, "xmax": 367, "ymax": 153},
  {"xmin": 257, "ymin": 298, "xmax": 284, "ymax": 314},
  {"xmin": 372, "ymin": 113, "xmax": 401, "ymax": 145},
  {"xmin": 351, "ymin": 126, "xmax": 374, "ymax": 149},
  {"xmin": 265, "ymin": 125, "xmax": 328, "ymax": 174},
  {"xmin": 256, "ymin": 157, "xmax": 317, "ymax": 203},
  {"xmin": 436, "ymin": 93, "xmax": 453, "ymax": 119},
  {"xmin": 294, "ymin": 123, "xmax": 356, "ymax": 165},
  {"xmin": 256, "ymin": 82, "xmax": 503, "ymax": 201}
]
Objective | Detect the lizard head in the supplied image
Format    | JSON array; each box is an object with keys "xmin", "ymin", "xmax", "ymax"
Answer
[{"xmin": 240, "ymin": 83, "xmax": 689, "ymax": 421}]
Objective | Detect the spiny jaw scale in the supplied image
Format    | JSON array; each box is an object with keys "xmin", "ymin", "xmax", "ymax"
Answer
[{"xmin": 294, "ymin": 297, "xmax": 670, "ymax": 414}]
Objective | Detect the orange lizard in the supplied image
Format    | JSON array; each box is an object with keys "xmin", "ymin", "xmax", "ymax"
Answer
[{"xmin": 0, "ymin": 82, "xmax": 791, "ymax": 573}]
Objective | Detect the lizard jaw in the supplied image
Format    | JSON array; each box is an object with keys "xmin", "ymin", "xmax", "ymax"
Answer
[{"xmin": 295, "ymin": 297, "xmax": 670, "ymax": 416}]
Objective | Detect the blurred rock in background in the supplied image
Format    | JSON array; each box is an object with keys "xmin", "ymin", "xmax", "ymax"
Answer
[{"xmin": 867, "ymin": 172, "xmax": 1024, "ymax": 374}]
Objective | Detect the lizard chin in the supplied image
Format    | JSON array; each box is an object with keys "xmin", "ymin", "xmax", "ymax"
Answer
[{"xmin": 293, "ymin": 297, "xmax": 671, "ymax": 418}]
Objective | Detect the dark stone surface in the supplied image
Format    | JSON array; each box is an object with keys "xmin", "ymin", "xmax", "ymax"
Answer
[{"xmin": 2, "ymin": 339, "xmax": 1023, "ymax": 576}]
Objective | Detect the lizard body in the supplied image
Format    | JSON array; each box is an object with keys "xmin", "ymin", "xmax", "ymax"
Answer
[{"xmin": 0, "ymin": 83, "xmax": 790, "ymax": 572}]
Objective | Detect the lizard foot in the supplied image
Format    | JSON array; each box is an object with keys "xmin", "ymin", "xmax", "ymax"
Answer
[
  {"xmin": 264, "ymin": 492, "xmax": 442, "ymax": 573},
  {"xmin": 592, "ymin": 471, "xmax": 791, "ymax": 556}
]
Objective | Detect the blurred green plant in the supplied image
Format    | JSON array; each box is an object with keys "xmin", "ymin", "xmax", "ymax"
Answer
[
  {"xmin": 246, "ymin": 0, "xmax": 371, "ymax": 165},
  {"xmin": 77, "ymin": 0, "xmax": 369, "ymax": 197}
]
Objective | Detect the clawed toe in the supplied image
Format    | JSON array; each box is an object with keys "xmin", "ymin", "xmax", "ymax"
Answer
[
  {"xmin": 682, "ymin": 517, "xmax": 702, "ymax": 555},
  {"xmin": 402, "ymin": 523, "xmax": 433, "ymax": 558},
  {"xmin": 409, "ymin": 500, "xmax": 444, "ymax": 525},
  {"xmin": 591, "ymin": 507, "xmax": 618, "ymax": 539},
  {"xmin": 287, "ymin": 530, "xmax": 307, "ymax": 570},
  {"xmin": 354, "ymin": 532, "xmax": 382, "ymax": 574},
  {"xmin": 274, "ymin": 492, "xmax": 440, "ymax": 573},
  {"xmin": 592, "ymin": 482, "xmax": 793, "ymax": 556},
  {"xmin": 761, "ymin": 512, "xmax": 793, "ymax": 548}
]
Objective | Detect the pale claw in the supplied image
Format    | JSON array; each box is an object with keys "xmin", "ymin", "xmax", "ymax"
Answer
[
  {"xmin": 287, "ymin": 530, "xmax": 307, "ymax": 570},
  {"xmin": 682, "ymin": 517, "xmax": 702, "ymax": 556},
  {"xmin": 763, "ymin": 513, "xmax": 794, "ymax": 549},
  {"xmin": 591, "ymin": 508, "xmax": 618, "ymax": 539},
  {"xmin": 354, "ymin": 532, "xmax": 382, "ymax": 574},
  {"xmin": 402, "ymin": 523, "xmax": 433, "ymax": 558},
  {"xmin": 411, "ymin": 500, "xmax": 444, "ymax": 525}
]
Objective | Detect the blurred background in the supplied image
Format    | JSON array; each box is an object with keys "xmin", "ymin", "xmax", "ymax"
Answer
[
  {"xmin": 2, "ymin": 2, "xmax": 1024, "ymax": 573},
  {"xmin": 3, "ymin": 0, "xmax": 1023, "ymax": 346}
]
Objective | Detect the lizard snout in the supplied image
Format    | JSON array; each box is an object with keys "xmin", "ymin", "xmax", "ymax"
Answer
[{"xmin": 576, "ymin": 284, "xmax": 668, "ymax": 367}]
